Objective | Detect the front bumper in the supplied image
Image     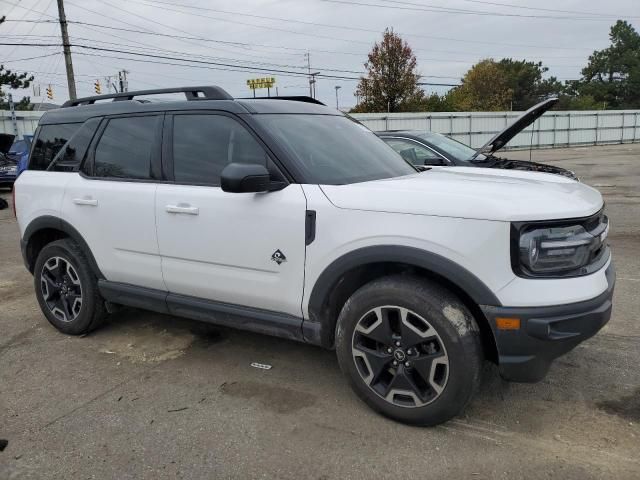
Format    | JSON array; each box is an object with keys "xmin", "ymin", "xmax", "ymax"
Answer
[{"xmin": 481, "ymin": 262, "xmax": 615, "ymax": 382}]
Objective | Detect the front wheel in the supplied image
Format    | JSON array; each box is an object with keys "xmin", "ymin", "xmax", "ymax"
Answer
[{"xmin": 335, "ymin": 275, "xmax": 482, "ymax": 426}]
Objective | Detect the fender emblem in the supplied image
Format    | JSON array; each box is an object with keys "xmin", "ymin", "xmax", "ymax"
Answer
[{"xmin": 271, "ymin": 249, "xmax": 287, "ymax": 265}]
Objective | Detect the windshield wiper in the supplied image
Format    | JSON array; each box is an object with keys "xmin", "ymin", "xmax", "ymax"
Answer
[{"xmin": 469, "ymin": 156, "xmax": 494, "ymax": 164}]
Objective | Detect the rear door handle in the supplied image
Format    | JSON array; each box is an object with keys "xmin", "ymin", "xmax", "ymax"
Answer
[
  {"xmin": 166, "ymin": 204, "xmax": 199, "ymax": 215},
  {"xmin": 73, "ymin": 197, "xmax": 98, "ymax": 206}
]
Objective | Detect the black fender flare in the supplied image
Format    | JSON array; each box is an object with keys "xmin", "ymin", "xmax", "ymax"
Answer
[
  {"xmin": 304, "ymin": 245, "xmax": 502, "ymax": 347},
  {"xmin": 22, "ymin": 215, "xmax": 104, "ymax": 278}
]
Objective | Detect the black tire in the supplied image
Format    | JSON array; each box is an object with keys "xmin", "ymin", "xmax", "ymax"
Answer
[
  {"xmin": 33, "ymin": 238, "xmax": 107, "ymax": 335},
  {"xmin": 335, "ymin": 275, "xmax": 482, "ymax": 426}
]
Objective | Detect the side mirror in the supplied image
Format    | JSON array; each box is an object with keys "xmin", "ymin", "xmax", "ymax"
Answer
[{"xmin": 221, "ymin": 163, "xmax": 271, "ymax": 193}]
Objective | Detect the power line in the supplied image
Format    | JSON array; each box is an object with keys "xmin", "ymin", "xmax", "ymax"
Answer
[
  {"xmin": 73, "ymin": 51, "xmax": 360, "ymax": 81},
  {"xmin": 2, "ymin": 51, "xmax": 60, "ymax": 63},
  {"xmin": 63, "ymin": 0, "xmax": 497, "ymax": 79},
  {"xmin": 322, "ymin": 0, "xmax": 634, "ymax": 21},
  {"xmin": 2, "ymin": 32, "xmax": 373, "ymax": 74},
  {"xmin": 403, "ymin": 0, "xmax": 638, "ymax": 18},
  {"xmin": 5, "ymin": 44, "xmax": 466, "ymax": 89},
  {"xmin": 0, "ymin": 0, "xmax": 591, "ymax": 99},
  {"xmin": 6, "ymin": 20, "xmax": 593, "ymax": 60},
  {"xmin": 124, "ymin": 0, "xmax": 600, "ymax": 52},
  {"xmin": 0, "ymin": 42, "xmax": 364, "ymax": 80},
  {"xmin": 2, "ymin": 4, "xmax": 598, "ymax": 54}
]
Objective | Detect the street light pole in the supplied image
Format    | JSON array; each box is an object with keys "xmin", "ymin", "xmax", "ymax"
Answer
[
  {"xmin": 56, "ymin": 0, "xmax": 77, "ymax": 101},
  {"xmin": 335, "ymin": 85, "xmax": 341, "ymax": 110}
]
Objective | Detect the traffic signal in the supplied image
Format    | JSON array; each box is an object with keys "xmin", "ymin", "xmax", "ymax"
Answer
[
  {"xmin": 46, "ymin": 85, "xmax": 53, "ymax": 100},
  {"xmin": 94, "ymin": 79, "xmax": 101, "ymax": 94}
]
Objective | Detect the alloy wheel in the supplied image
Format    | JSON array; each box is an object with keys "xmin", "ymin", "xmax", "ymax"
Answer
[
  {"xmin": 351, "ymin": 305, "xmax": 449, "ymax": 408},
  {"xmin": 40, "ymin": 256, "xmax": 83, "ymax": 323}
]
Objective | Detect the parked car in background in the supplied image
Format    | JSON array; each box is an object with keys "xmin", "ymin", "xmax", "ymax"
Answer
[
  {"xmin": 378, "ymin": 98, "xmax": 577, "ymax": 180},
  {"xmin": 9, "ymin": 134, "xmax": 33, "ymax": 176},
  {"xmin": 0, "ymin": 133, "xmax": 18, "ymax": 190}
]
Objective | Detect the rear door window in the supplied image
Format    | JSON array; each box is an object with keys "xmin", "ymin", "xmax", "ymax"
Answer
[
  {"xmin": 92, "ymin": 116, "xmax": 160, "ymax": 180},
  {"xmin": 29, "ymin": 123, "xmax": 80, "ymax": 170}
]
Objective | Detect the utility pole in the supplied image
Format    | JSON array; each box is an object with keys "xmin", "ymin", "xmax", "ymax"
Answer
[
  {"xmin": 304, "ymin": 52, "xmax": 321, "ymax": 99},
  {"xmin": 305, "ymin": 52, "xmax": 312, "ymax": 97},
  {"xmin": 334, "ymin": 85, "xmax": 341, "ymax": 110},
  {"xmin": 7, "ymin": 93, "xmax": 18, "ymax": 137},
  {"xmin": 119, "ymin": 69, "xmax": 129, "ymax": 92},
  {"xmin": 56, "ymin": 0, "xmax": 77, "ymax": 101},
  {"xmin": 308, "ymin": 72, "xmax": 320, "ymax": 99}
]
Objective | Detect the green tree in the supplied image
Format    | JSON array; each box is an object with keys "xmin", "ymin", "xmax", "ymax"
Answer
[
  {"xmin": 498, "ymin": 59, "xmax": 563, "ymax": 110},
  {"xmin": 447, "ymin": 59, "xmax": 512, "ymax": 111},
  {"xmin": 0, "ymin": 65, "xmax": 35, "ymax": 111},
  {"xmin": 351, "ymin": 29, "xmax": 424, "ymax": 113},
  {"xmin": 417, "ymin": 92, "xmax": 457, "ymax": 112},
  {"xmin": 555, "ymin": 93, "xmax": 601, "ymax": 110},
  {"xmin": 576, "ymin": 20, "xmax": 640, "ymax": 108}
]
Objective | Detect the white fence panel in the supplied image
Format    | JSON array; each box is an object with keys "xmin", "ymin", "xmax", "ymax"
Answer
[{"xmin": 0, "ymin": 111, "xmax": 43, "ymax": 138}]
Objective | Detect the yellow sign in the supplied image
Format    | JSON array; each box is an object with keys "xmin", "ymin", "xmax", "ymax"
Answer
[{"xmin": 247, "ymin": 77, "xmax": 276, "ymax": 90}]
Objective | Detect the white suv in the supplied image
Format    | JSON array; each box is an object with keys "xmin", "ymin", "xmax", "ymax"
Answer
[{"xmin": 14, "ymin": 87, "xmax": 615, "ymax": 426}]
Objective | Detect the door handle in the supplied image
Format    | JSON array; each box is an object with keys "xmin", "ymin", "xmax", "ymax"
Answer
[
  {"xmin": 73, "ymin": 197, "xmax": 98, "ymax": 206},
  {"xmin": 166, "ymin": 204, "xmax": 199, "ymax": 215}
]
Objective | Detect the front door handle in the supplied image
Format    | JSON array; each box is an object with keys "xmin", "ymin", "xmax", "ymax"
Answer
[
  {"xmin": 166, "ymin": 204, "xmax": 199, "ymax": 215},
  {"xmin": 73, "ymin": 197, "xmax": 98, "ymax": 206}
]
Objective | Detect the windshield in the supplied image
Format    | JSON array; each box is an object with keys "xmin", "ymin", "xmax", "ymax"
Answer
[
  {"xmin": 416, "ymin": 132, "xmax": 486, "ymax": 162},
  {"xmin": 10, "ymin": 140, "xmax": 27, "ymax": 154},
  {"xmin": 256, "ymin": 114, "xmax": 416, "ymax": 185}
]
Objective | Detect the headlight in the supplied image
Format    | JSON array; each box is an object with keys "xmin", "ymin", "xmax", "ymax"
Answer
[
  {"xmin": 513, "ymin": 213, "xmax": 609, "ymax": 278},
  {"xmin": 0, "ymin": 165, "xmax": 17, "ymax": 174}
]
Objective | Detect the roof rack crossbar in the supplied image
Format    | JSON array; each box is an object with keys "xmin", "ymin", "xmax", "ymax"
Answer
[{"xmin": 62, "ymin": 86, "xmax": 233, "ymax": 107}]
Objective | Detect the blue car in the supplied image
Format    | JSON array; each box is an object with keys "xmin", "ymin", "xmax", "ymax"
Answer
[
  {"xmin": 10, "ymin": 134, "xmax": 33, "ymax": 176},
  {"xmin": 0, "ymin": 134, "xmax": 33, "ymax": 189}
]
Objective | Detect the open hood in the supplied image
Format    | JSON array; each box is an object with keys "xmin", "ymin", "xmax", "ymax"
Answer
[
  {"xmin": 472, "ymin": 97, "xmax": 558, "ymax": 159},
  {"xmin": 0, "ymin": 134, "xmax": 15, "ymax": 155}
]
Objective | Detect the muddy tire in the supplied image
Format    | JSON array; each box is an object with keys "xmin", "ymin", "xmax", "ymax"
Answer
[
  {"xmin": 33, "ymin": 238, "xmax": 107, "ymax": 335},
  {"xmin": 335, "ymin": 275, "xmax": 483, "ymax": 426}
]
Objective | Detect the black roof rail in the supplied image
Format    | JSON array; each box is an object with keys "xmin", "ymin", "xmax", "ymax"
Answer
[
  {"xmin": 62, "ymin": 86, "xmax": 233, "ymax": 107},
  {"xmin": 240, "ymin": 96, "xmax": 326, "ymax": 106}
]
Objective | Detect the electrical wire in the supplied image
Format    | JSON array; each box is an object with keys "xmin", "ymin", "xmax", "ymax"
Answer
[
  {"xmin": 382, "ymin": 0, "xmax": 639, "ymax": 19},
  {"xmin": 321, "ymin": 0, "xmax": 633, "ymax": 21}
]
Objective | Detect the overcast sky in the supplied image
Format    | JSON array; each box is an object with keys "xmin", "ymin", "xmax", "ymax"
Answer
[{"xmin": 1, "ymin": 0, "xmax": 638, "ymax": 109}]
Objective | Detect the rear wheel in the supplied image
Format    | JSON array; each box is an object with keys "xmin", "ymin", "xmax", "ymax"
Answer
[
  {"xmin": 34, "ymin": 239, "xmax": 107, "ymax": 335},
  {"xmin": 335, "ymin": 275, "xmax": 482, "ymax": 426}
]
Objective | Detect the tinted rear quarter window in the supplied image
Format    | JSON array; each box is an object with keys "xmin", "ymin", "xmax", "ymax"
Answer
[
  {"xmin": 29, "ymin": 123, "xmax": 80, "ymax": 170},
  {"xmin": 93, "ymin": 116, "xmax": 159, "ymax": 179},
  {"xmin": 49, "ymin": 118, "xmax": 101, "ymax": 172}
]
